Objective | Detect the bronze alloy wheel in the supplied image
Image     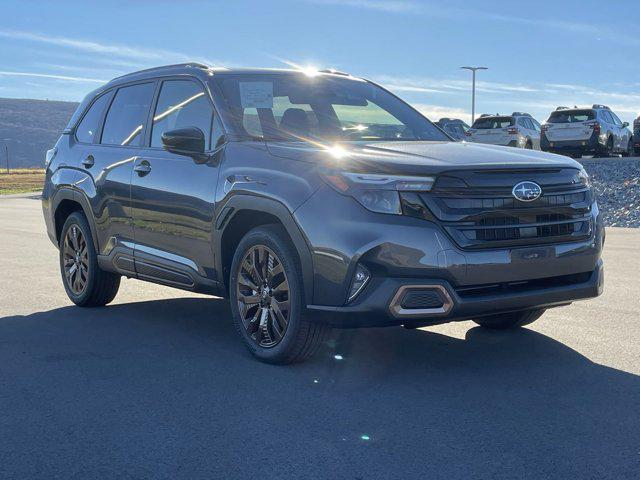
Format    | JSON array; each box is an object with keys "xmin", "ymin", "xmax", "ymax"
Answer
[
  {"xmin": 236, "ymin": 245, "xmax": 290, "ymax": 348},
  {"xmin": 62, "ymin": 224, "xmax": 89, "ymax": 295}
]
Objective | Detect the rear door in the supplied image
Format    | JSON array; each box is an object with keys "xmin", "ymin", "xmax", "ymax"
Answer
[
  {"xmin": 130, "ymin": 78, "xmax": 221, "ymax": 287},
  {"xmin": 610, "ymin": 112, "xmax": 628, "ymax": 149},
  {"xmin": 529, "ymin": 118, "xmax": 542, "ymax": 149},
  {"xmin": 78, "ymin": 82, "xmax": 155, "ymax": 266}
]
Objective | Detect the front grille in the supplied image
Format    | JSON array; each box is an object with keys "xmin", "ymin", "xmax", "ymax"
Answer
[{"xmin": 405, "ymin": 168, "xmax": 594, "ymax": 249}]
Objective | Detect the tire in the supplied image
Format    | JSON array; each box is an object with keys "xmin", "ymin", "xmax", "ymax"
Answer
[
  {"xmin": 622, "ymin": 139, "xmax": 633, "ymax": 157},
  {"xmin": 229, "ymin": 225, "xmax": 329, "ymax": 364},
  {"xmin": 603, "ymin": 137, "xmax": 614, "ymax": 158},
  {"xmin": 525, "ymin": 140, "xmax": 533, "ymax": 149},
  {"xmin": 59, "ymin": 211, "xmax": 120, "ymax": 307},
  {"xmin": 472, "ymin": 309, "xmax": 545, "ymax": 330}
]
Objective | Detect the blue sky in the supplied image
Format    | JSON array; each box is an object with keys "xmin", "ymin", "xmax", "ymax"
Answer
[{"xmin": 1, "ymin": 0, "xmax": 639, "ymax": 124}]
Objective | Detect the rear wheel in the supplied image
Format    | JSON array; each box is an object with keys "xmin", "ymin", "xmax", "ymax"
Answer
[
  {"xmin": 59, "ymin": 212, "xmax": 120, "ymax": 307},
  {"xmin": 229, "ymin": 225, "xmax": 329, "ymax": 364},
  {"xmin": 602, "ymin": 137, "xmax": 614, "ymax": 157},
  {"xmin": 473, "ymin": 309, "xmax": 545, "ymax": 330},
  {"xmin": 524, "ymin": 140, "xmax": 533, "ymax": 149},
  {"xmin": 622, "ymin": 138, "xmax": 633, "ymax": 157}
]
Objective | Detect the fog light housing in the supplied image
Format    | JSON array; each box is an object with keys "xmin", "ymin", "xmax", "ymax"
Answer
[{"xmin": 348, "ymin": 264, "xmax": 370, "ymax": 302}]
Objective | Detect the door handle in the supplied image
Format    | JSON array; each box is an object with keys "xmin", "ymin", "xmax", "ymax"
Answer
[
  {"xmin": 134, "ymin": 161, "xmax": 152, "ymax": 176},
  {"xmin": 82, "ymin": 155, "xmax": 95, "ymax": 168}
]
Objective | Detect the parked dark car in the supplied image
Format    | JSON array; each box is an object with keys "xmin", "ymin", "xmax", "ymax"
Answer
[
  {"xmin": 435, "ymin": 118, "xmax": 469, "ymax": 141},
  {"xmin": 42, "ymin": 64, "xmax": 604, "ymax": 363}
]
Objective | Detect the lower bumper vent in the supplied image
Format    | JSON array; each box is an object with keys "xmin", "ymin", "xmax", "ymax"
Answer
[
  {"xmin": 389, "ymin": 285, "xmax": 453, "ymax": 319},
  {"xmin": 401, "ymin": 289, "xmax": 445, "ymax": 309}
]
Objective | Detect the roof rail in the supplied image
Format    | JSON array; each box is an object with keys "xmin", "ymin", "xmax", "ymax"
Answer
[
  {"xmin": 592, "ymin": 104, "xmax": 610, "ymax": 110},
  {"xmin": 479, "ymin": 113, "xmax": 493, "ymax": 117},
  {"xmin": 555, "ymin": 106, "xmax": 569, "ymax": 111},
  {"xmin": 512, "ymin": 112, "xmax": 532, "ymax": 117},
  {"xmin": 319, "ymin": 68, "xmax": 350, "ymax": 76},
  {"xmin": 110, "ymin": 62, "xmax": 210, "ymax": 82}
]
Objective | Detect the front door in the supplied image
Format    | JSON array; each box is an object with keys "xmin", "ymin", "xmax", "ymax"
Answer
[{"xmin": 130, "ymin": 78, "xmax": 220, "ymax": 288}]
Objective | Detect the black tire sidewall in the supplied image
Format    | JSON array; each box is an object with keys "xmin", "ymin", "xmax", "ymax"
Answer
[
  {"xmin": 229, "ymin": 226, "xmax": 304, "ymax": 362},
  {"xmin": 59, "ymin": 212, "xmax": 99, "ymax": 305}
]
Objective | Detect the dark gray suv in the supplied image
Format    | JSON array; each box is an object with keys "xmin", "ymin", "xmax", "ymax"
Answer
[{"xmin": 42, "ymin": 63, "xmax": 604, "ymax": 363}]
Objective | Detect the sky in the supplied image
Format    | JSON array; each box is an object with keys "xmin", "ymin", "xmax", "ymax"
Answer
[{"xmin": 0, "ymin": 0, "xmax": 639, "ymax": 124}]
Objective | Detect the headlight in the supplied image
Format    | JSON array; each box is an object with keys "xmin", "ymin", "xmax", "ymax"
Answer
[
  {"xmin": 320, "ymin": 170, "xmax": 436, "ymax": 215},
  {"xmin": 45, "ymin": 147, "xmax": 57, "ymax": 167},
  {"xmin": 578, "ymin": 169, "xmax": 591, "ymax": 187}
]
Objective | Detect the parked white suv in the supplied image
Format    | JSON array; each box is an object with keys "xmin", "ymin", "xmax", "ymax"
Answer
[
  {"xmin": 466, "ymin": 112, "xmax": 541, "ymax": 149},
  {"xmin": 541, "ymin": 105, "xmax": 633, "ymax": 158}
]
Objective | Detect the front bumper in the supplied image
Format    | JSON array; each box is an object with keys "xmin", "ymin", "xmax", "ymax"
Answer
[
  {"xmin": 296, "ymin": 183, "xmax": 604, "ymax": 327},
  {"xmin": 308, "ymin": 260, "xmax": 603, "ymax": 328}
]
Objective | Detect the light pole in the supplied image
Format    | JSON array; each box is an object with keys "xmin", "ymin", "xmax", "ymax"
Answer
[
  {"xmin": 3, "ymin": 140, "xmax": 8, "ymax": 174},
  {"xmin": 460, "ymin": 66, "xmax": 488, "ymax": 124}
]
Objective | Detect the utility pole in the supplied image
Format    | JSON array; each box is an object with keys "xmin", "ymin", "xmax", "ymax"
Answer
[
  {"xmin": 460, "ymin": 66, "xmax": 488, "ymax": 124},
  {"xmin": 4, "ymin": 143, "xmax": 8, "ymax": 174}
]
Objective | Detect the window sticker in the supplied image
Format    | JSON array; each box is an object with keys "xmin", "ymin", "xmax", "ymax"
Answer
[{"xmin": 239, "ymin": 82, "xmax": 273, "ymax": 109}]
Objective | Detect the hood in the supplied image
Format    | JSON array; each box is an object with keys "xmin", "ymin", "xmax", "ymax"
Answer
[{"xmin": 266, "ymin": 140, "xmax": 582, "ymax": 175}]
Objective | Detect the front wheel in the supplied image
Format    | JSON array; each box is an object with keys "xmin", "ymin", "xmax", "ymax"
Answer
[
  {"xmin": 229, "ymin": 225, "xmax": 329, "ymax": 364},
  {"xmin": 59, "ymin": 212, "xmax": 120, "ymax": 307},
  {"xmin": 472, "ymin": 309, "xmax": 545, "ymax": 330}
]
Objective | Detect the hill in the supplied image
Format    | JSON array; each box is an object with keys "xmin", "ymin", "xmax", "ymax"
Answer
[{"xmin": 0, "ymin": 98, "xmax": 79, "ymax": 169}]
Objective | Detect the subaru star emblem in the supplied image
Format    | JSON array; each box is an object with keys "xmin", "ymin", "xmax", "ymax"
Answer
[{"xmin": 512, "ymin": 181, "xmax": 542, "ymax": 202}]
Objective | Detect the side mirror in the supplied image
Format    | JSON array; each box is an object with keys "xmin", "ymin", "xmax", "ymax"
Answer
[
  {"xmin": 161, "ymin": 127, "xmax": 209, "ymax": 163},
  {"xmin": 622, "ymin": 122, "xmax": 629, "ymax": 128}
]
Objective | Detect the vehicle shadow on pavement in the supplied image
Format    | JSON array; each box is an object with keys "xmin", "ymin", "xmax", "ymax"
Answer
[{"xmin": 1, "ymin": 297, "xmax": 639, "ymax": 479}]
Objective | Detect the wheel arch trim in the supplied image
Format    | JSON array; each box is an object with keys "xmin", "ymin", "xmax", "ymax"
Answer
[
  {"xmin": 52, "ymin": 187, "xmax": 100, "ymax": 251},
  {"xmin": 214, "ymin": 194, "xmax": 314, "ymax": 303}
]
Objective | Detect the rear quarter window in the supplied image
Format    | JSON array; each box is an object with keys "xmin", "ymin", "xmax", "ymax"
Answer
[{"xmin": 75, "ymin": 92, "xmax": 112, "ymax": 144}]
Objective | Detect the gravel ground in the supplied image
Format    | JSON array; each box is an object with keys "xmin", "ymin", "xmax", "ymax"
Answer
[{"xmin": 579, "ymin": 157, "xmax": 640, "ymax": 227}]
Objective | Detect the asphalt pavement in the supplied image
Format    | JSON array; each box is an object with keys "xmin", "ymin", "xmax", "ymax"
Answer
[{"xmin": 1, "ymin": 195, "xmax": 639, "ymax": 479}]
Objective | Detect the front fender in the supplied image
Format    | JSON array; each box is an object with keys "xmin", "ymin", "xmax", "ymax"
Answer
[{"xmin": 214, "ymin": 194, "xmax": 315, "ymax": 304}]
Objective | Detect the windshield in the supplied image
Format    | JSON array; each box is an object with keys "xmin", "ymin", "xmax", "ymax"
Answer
[
  {"xmin": 471, "ymin": 117, "xmax": 514, "ymax": 129},
  {"xmin": 548, "ymin": 110, "xmax": 595, "ymax": 123},
  {"xmin": 212, "ymin": 73, "xmax": 448, "ymax": 142}
]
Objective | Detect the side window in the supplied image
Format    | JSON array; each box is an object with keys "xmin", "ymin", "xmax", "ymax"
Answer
[
  {"xmin": 611, "ymin": 112, "xmax": 623, "ymax": 126},
  {"xmin": 517, "ymin": 117, "xmax": 527, "ymax": 128},
  {"xmin": 531, "ymin": 119, "xmax": 541, "ymax": 132},
  {"xmin": 101, "ymin": 83, "xmax": 155, "ymax": 147},
  {"xmin": 75, "ymin": 92, "xmax": 112, "ymax": 143},
  {"xmin": 151, "ymin": 80, "xmax": 214, "ymax": 149},
  {"xmin": 600, "ymin": 110, "xmax": 613, "ymax": 124}
]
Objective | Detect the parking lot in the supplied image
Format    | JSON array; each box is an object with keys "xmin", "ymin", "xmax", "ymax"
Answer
[{"xmin": 1, "ymin": 195, "xmax": 639, "ymax": 479}]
